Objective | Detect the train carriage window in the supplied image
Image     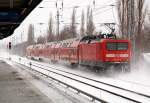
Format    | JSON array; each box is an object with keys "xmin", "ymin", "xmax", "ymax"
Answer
[{"xmin": 106, "ymin": 42, "xmax": 128, "ymax": 50}]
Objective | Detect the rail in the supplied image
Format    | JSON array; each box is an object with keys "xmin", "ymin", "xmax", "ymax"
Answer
[
  {"xmin": 31, "ymin": 61, "xmax": 150, "ymax": 98},
  {"xmin": 8, "ymin": 57, "xmax": 148, "ymax": 103}
]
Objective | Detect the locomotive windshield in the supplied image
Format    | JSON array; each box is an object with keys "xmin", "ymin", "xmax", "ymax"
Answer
[{"xmin": 106, "ymin": 42, "xmax": 128, "ymax": 50}]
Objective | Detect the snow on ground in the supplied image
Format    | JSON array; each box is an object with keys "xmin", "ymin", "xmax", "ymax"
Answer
[
  {"xmin": 18, "ymin": 54, "xmax": 150, "ymax": 96},
  {"xmin": 1, "ymin": 51, "xmax": 150, "ymax": 103},
  {"xmin": 8, "ymin": 54, "xmax": 150, "ymax": 103},
  {"xmin": 115, "ymin": 54, "xmax": 150, "ymax": 90},
  {"xmin": 5, "ymin": 58, "xmax": 94, "ymax": 103},
  {"xmin": 0, "ymin": 50, "xmax": 9, "ymax": 58}
]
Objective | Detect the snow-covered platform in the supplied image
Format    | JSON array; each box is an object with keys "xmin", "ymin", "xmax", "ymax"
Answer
[{"xmin": 0, "ymin": 60, "xmax": 52, "ymax": 103}]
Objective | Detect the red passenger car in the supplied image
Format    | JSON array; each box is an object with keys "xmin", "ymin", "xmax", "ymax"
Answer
[
  {"xmin": 26, "ymin": 45, "xmax": 34, "ymax": 58},
  {"xmin": 55, "ymin": 38, "xmax": 80, "ymax": 65}
]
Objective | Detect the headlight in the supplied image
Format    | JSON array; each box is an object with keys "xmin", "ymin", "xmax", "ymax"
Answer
[
  {"xmin": 120, "ymin": 54, "xmax": 128, "ymax": 57},
  {"xmin": 106, "ymin": 54, "xmax": 128, "ymax": 57},
  {"xmin": 106, "ymin": 54, "xmax": 115, "ymax": 57}
]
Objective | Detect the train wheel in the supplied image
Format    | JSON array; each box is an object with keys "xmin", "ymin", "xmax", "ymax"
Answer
[
  {"xmin": 39, "ymin": 58, "xmax": 42, "ymax": 61},
  {"xmin": 31, "ymin": 57, "xmax": 34, "ymax": 60},
  {"xmin": 94, "ymin": 66, "xmax": 100, "ymax": 73},
  {"xmin": 121, "ymin": 64, "xmax": 131, "ymax": 73},
  {"xmin": 51, "ymin": 60, "xmax": 57, "ymax": 63},
  {"xmin": 71, "ymin": 63, "xmax": 75, "ymax": 66},
  {"xmin": 107, "ymin": 65, "xmax": 115, "ymax": 73},
  {"xmin": 125, "ymin": 64, "xmax": 131, "ymax": 72},
  {"xmin": 70, "ymin": 63, "xmax": 78, "ymax": 68}
]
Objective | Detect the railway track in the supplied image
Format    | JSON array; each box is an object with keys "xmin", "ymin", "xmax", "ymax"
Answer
[
  {"xmin": 7, "ymin": 56, "xmax": 150, "ymax": 103},
  {"xmin": 28, "ymin": 60, "xmax": 150, "ymax": 96}
]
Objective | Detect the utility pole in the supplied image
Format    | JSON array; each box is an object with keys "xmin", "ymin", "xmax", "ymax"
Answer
[
  {"xmin": 56, "ymin": 1, "xmax": 60, "ymax": 41},
  {"xmin": 56, "ymin": 0, "xmax": 64, "ymax": 41},
  {"xmin": 57, "ymin": 10, "xmax": 59, "ymax": 41}
]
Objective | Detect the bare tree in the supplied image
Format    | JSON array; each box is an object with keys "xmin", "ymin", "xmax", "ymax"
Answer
[
  {"xmin": 37, "ymin": 35, "xmax": 46, "ymax": 44},
  {"xmin": 117, "ymin": 0, "xmax": 129, "ymax": 39},
  {"xmin": 89, "ymin": 9, "xmax": 95, "ymax": 35},
  {"xmin": 59, "ymin": 26, "xmax": 71, "ymax": 40},
  {"xmin": 86, "ymin": 6, "xmax": 95, "ymax": 35},
  {"xmin": 70, "ymin": 8, "xmax": 77, "ymax": 38},
  {"xmin": 143, "ymin": 12, "xmax": 150, "ymax": 52},
  {"xmin": 118, "ymin": 0, "xmax": 146, "ymax": 61},
  {"xmin": 86, "ymin": 6, "xmax": 90, "ymax": 35},
  {"xmin": 135, "ymin": 0, "xmax": 146, "ymax": 56},
  {"xmin": 80, "ymin": 10, "xmax": 85, "ymax": 38},
  {"xmin": 47, "ymin": 13, "xmax": 55, "ymax": 42},
  {"xmin": 27, "ymin": 24, "xmax": 35, "ymax": 45}
]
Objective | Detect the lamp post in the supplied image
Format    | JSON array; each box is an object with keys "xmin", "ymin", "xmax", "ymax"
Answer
[
  {"xmin": 55, "ymin": 0, "xmax": 64, "ymax": 41},
  {"xmin": 38, "ymin": 23, "xmax": 44, "ymax": 34},
  {"xmin": 37, "ymin": 22, "xmax": 47, "ymax": 43}
]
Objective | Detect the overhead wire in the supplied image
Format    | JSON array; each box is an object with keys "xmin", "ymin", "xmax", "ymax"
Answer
[
  {"xmin": 64, "ymin": 0, "xmax": 88, "ymax": 9},
  {"xmin": 40, "ymin": 0, "xmax": 119, "ymax": 32},
  {"xmin": 74, "ymin": 2, "xmax": 118, "ymax": 21},
  {"xmin": 111, "ymin": 5, "xmax": 117, "ymax": 23},
  {"xmin": 93, "ymin": 7, "xmax": 113, "ymax": 17},
  {"xmin": 40, "ymin": 0, "xmax": 118, "ymax": 11}
]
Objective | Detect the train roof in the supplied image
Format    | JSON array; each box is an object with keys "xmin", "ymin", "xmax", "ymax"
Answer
[
  {"xmin": 26, "ymin": 45, "xmax": 34, "ymax": 49},
  {"xmin": 27, "ymin": 34, "xmax": 130, "ymax": 49},
  {"xmin": 80, "ymin": 35, "xmax": 130, "ymax": 43},
  {"xmin": 45, "ymin": 38, "xmax": 80, "ymax": 48},
  {"xmin": 101, "ymin": 39, "xmax": 130, "ymax": 42}
]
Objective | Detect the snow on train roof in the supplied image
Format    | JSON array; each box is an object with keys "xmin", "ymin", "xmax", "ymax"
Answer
[
  {"xmin": 46, "ymin": 38, "xmax": 80, "ymax": 48},
  {"xmin": 29, "ymin": 44, "xmax": 44, "ymax": 49},
  {"xmin": 46, "ymin": 38, "xmax": 79, "ymax": 44},
  {"xmin": 27, "ymin": 45, "xmax": 34, "ymax": 49}
]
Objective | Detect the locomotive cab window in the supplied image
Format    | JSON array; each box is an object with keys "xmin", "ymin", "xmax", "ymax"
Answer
[
  {"xmin": 106, "ymin": 42, "xmax": 128, "ymax": 50},
  {"xmin": 117, "ymin": 43, "xmax": 128, "ymax": 50}
]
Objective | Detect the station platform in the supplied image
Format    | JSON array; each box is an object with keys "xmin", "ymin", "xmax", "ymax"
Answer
[{"xmin": 0, "ymin": 60, "xmax": 52, "ymax": 103}]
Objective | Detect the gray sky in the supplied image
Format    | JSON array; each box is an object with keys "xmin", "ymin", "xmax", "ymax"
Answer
[
  {"xmin": 19, "ymin": 0, "xmax": 117, "ymax": 40},
  {"xmin": 1, "ymin": 0, "xmax": 150, "ymax": 44}
]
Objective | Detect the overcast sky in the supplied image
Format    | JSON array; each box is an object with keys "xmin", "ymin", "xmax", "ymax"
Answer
[
  {"xmin": 18, "ymin": 0, "xmax": 117, "ymax": 42},
  {"xmin": 1, "ymin": 0, "xmax": 150, "ymax": 45}
]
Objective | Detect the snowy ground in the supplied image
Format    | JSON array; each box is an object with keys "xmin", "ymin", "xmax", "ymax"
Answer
[
  {"xmin": 3, "ymin": 57, "xmax": 94, "ymax": 103},
  {"xmin": 0, "ymin": 51, "xmax": 150, "ymax": 103}
]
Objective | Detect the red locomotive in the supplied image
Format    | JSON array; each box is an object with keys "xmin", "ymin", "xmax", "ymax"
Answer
[{"xmin": 26, "ymin": 34, "xmax": 131, "ymax": 71}]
